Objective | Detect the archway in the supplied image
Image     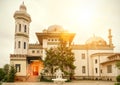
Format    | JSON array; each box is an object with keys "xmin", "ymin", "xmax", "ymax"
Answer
[{"xmin": 27, "ymin": 60, "xmax": 43, "ymax": 76}]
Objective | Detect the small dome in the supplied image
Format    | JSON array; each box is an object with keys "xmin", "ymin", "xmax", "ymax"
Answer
[
  {"xmin": 19, "ymin": 2, "xmax": 27, "ymax": 11},
  {"xmin": 47, "ymin": 25, "xmax": 64, "ymax": 33},
  {"xmin": 86, "ymin": 36, "xmax": 107, "ymax": 46}
]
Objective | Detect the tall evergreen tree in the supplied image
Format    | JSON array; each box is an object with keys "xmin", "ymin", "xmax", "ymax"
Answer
[{"xmin": 7, "ymin": 65, "xmax": 16, "ymax": 82}]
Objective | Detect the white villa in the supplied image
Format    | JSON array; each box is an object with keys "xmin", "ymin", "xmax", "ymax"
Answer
[{"xmin": 10, "ymin": 3, "xmax": 120, "ymax": 81}]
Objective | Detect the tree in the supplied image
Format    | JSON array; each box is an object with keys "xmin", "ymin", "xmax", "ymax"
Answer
[
  {"xmin": 116, "ymin": 62, "xmax": 120, "ymax": 69},
  {"xmin": 0, "ymin": 68, "xmax": 5, "ymax": 81},
  {"xmin": 44, "ymin": 40, "xmax": 75, "ymax": 79},
  {"xmin": 2, "ymin": 64, "xmax": 9, "ymax": 82},
  {"xmin": 3, "ymin": 64, "xmax": 9, "ymax": 74},
  {"xmin": 115, "ymin": 62, "xmax": 120, "ymax": 85},
  {"xmin": 7, "ymin": 65, "xmax": 16, "ymax": 82},
  {"xmin": 0, "ymin": 64, "xmax": 10, "ymax": 82}
]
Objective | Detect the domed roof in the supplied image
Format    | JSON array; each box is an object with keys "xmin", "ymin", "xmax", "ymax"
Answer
[
  {"xmin": 86, "ymin": 36, "xmax": 107, "ymax": 46},
  {"xmin": 19, "ymin": 2, "xmax": 27, "ymax": 11},
  {"xmin": 47, "ymin": 25, "xmax": 64, "ymax": 33}
]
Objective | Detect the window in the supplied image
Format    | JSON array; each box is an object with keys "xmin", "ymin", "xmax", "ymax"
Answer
[
  {"xmin": 37, "ymin": 50, "xmax": 39, "ymax": 53},
  {"xmin": 101, "ymin": 69, "xmax": 102, "ymax": 73},
  {"xmin": 41, "ymin": 50, "xmax": 43, "ymax": 53},
  {"xmin": 95, "ymin": 68, "xmax": 98, "ymax": 73},
  {"xmin": 15, "ymin": 25, "xmax": 17, "ymax": 32},
  {"xmin": 82, "ymin": 66, "xmax": 86, "ymax": 73},
  {"xmin": 24, "ymin": 42, "xmax": 26, "ymax": 49},
  {"xmin": 107, "ymin": 65, "xmax": 112, "ymax": 73},
  {"xmin": 95, "ymin": 59, "xmax": 97, "ymax": 64},
  {"xmin": 32, "ymin": 50, "xmax": 35, "ymax": 53},
  {"xmin": 14, "ymin": 41, "xmax": 16, "ymax": 49},
  {"xmin": 55, "ymin": 39, "xmax": 57, "ymax": 41},
  {"xmin": 48, "ymin": 39, "xmax": 50, "ymax": 41},
  {"xmin": 19, "ymin": 24, "xmax": 21, "ymax": 32},
  {"xmin": 15, "ymin": 64, "xmax": 21, "ymax": 72},
  {"xmin": 18, "ymin": 41, "xmax": 21, "ymax": 48},
  {"xmin": 28, "ymin": 27, "xmax": 29, "ymax": 34},
  {"xmin": 82, "ymin": 53, "xmax": 85, "ymax": 59},
  {"xmin": 24, "ymin": 25, "xmax": 27, "ymax": 32}
]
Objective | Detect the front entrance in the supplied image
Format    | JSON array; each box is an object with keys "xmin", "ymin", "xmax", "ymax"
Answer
[
  {"xmin": 27, "ymin": 59, "xmax": 43, "ymax": 76},
  {"xmin": 33, "ymin": 66, "xmax": 38, "ymax": 76}
]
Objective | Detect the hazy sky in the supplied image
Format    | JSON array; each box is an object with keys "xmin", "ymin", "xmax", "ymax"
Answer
[{"xmin": 0, "ymin": 0, "xmax": 120, "ymax": 67}]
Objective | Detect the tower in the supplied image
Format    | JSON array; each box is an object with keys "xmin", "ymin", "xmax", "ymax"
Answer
[
  {"xmin": 13, "ymin": 2, "xmax": 31, "ymax": 54},
  {"xmin": 108, "ymin": 29, "xmax": 113, "ymax": 46}
]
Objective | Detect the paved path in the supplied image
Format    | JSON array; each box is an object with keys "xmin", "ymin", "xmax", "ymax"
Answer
[{"xmin": 2, "ymin": 80, "xmax": 115, "ymax": 85}]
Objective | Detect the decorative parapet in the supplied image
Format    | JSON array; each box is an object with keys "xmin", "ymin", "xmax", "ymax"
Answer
[
  {"xmin": 29, "ymin": 44, "xmax": 42, "ymax": 49},
  {"xmin": 10, "ymin": 54, "xmax": 27, "ymax": 60}
]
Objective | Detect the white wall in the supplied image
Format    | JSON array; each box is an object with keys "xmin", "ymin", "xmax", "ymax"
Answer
[
  {"xmin": 28, "ymin": 49, "xmax": 42, "ymax": 56},
  {"xmin": 14, "ymin": 36, "xmax": 29, "ymax": 54},
  {"xmin": 73, "ymin": 50, "xmax": 88, "ymax": 76},
  {"xmin": 73, "ymin": 49, "xmax": 113, "ymax": 77},
  {"xmin": 11, "ymin": 60, "xmax": 27, "ymax": 76}
]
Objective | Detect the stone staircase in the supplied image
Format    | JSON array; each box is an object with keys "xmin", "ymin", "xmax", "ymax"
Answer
[{"xmin": 26, "ymin": 76, "xmax": 39, "ymax": 82}]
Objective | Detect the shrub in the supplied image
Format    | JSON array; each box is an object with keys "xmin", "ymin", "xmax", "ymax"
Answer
[
  {"xmin": 116, "ymin": 75, "xmax": 120, "ymax": 82},
  {"xmin": 0, "ymin": 82, "xmax": 2, "ymax": 85},
  {"xmin": 115, "ymin": 82, "xmax": 120, "ymax": 85},
  {"xmin": 40, "ymin": 76, "xmax": 53, "ymax": 82}
]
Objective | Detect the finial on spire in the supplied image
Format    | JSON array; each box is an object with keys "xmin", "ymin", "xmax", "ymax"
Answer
[
  {"xmin": 22, "ymin": 1, "xmax": 24, "ymax": 5},
  {"xmin": 19, "ymin": 1, "xmax": 26, "ymax": 11}
]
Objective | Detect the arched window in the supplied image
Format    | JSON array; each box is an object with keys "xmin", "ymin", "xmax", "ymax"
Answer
[
  {"xmin": 82, "ymin": 66, "xmax": 86, "ymax": 73},
  {"xmin": 95, "ymin": 68, "xmax": 98, "ymax": 73},
  {"xmin": 15, "ymin": 24, "xmax": 17, "ymax": 32},
  {"xmin": 15, "ymin": 64, "xmax": 21, "ymax": 72},
  {"xmin": 24, "ymin": 25, "xmax": 27, "ymax": 32},
  {"xmin": 14, "ymin": 41, "xmax": 16, "ymax": 49},
  {"xmin": 18, "ymin": 41, "xmax": 21, "ymax": 48},
  {"xmin": 19, "ymin": 24, "xmax": 21, "ymax": 32},
  {"xmin": 24, "ymin": 42, "xmax": 26, "ymax": 49},
  {"xmin": 32, "ymin": 50, "xmax": 35, "ymax": 53},
  {"xmin": 82, "ymin": 53, "xmax": 85, "ymax": 59}
]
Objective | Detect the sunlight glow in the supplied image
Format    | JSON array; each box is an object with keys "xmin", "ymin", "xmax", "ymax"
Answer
[
  {"xmin": 67, "ymin": 2, "xmax": 98, "ymax": 31},
  {"xmin": 78, "ymin": 9, "xmax": 94, "ymax": 25}
]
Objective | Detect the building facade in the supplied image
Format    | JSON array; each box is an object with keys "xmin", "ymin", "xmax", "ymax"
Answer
[{"xmin": 10, "ymin": 3, "xmax": 120, "ymax": 81}]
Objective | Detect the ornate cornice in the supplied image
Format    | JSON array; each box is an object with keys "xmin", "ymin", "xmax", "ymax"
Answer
[
  {"xmin": 101, "ymin": 60, "xmax": 120, "ymax": 65},
  {"xmin": 71, "ymin": 44, "xmax": 114, "ymax": 50},
  {"xmin": 36, "ymin": 32, "xmax": 75, "ymax": 45},
  {"xmin": 14, "ymin": 11, "xmax": 31, "ymax": 22},
  {"xmin": 15, "ymin": 33, "xmax": 29, "ymax": 38},
  {"xmin": 108, "ymin": 53, "xmax": 120, "ymax": 58},
  {"xmin": 91, "ymin": 53, "xmax": 114, "ymax": 57}
]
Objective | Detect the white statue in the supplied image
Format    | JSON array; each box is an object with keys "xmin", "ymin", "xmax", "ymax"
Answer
[{"xmin": 55, "ymin": 68, "xmax": 63, "ymax": 79}]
